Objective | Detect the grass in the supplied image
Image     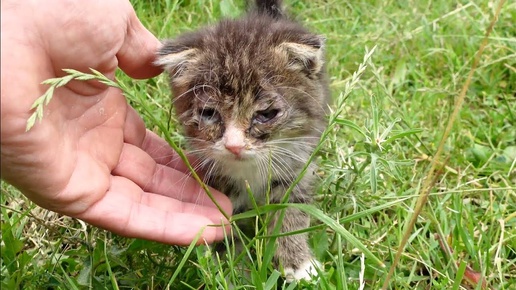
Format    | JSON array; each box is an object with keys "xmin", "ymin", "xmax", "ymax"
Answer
[{"xmin": 2, "ymin": 0, "xmax": 515, "ymax": 289}]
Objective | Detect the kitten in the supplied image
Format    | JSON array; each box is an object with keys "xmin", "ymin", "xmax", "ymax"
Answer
[{"xmin": 156, "ymin": 0, "xmax": 329, "ymax": 282}]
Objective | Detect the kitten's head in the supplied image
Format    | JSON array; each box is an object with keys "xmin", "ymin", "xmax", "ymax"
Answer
[{"xmin": 156, "ymin": 14, "xmax": 329, "ymax": 168}]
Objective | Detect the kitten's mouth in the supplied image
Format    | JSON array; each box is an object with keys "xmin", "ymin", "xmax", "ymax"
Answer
[
  {"xmin": 220, "ymin": 150, "xmax": 254, "ymax": 162},
  {"xmin": 209, "ymin": 151, "xmax": 248, "ymax": 162},
  {"xmin": 229, "ymin": 153, "xmax": 248, "ymax": 161}
]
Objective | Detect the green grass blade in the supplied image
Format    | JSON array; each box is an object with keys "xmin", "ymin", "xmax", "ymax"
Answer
[
  {"xmin": 452, "ymin": 261, "xmax": 467, "ymax": 290},
  {"xmin": 167, "ymin": 228, "xmax": 205, "ymax": 287},
  {"xmin": 289, "ymin": 204, "xmax": 384, "ymax": 268},
  {"xmin": 103, "ymin": 236, "xmax": 120, "ymax": 290}
]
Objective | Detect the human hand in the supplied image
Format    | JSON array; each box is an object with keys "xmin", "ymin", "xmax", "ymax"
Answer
[{"xmin": 0, "ymin": 0, "xmax": 232, "ymax": 245}]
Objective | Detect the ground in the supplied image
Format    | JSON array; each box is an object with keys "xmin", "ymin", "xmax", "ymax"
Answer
[{"xmin": 2, "ymin": 0, "xmax": 515, "ymax": 289}]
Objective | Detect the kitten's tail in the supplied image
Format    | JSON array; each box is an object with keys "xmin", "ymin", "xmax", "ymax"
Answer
[{"xmin": 255, "ymin": 0, "xmax": 284, "ymax": 18}]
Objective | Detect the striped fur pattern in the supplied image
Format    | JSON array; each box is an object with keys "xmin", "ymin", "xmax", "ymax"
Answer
[{"xmin": 157, "ymin": 0, "xmax": 329, "ymax": 281}]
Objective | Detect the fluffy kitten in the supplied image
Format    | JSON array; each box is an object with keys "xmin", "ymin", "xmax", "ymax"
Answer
[{"xmin": 156, "ymin": 0, "xmax": 329, "ymax": 281}]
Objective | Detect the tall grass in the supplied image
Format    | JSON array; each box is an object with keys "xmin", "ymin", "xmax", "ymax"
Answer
[{"xmin": 2, "ymin": 0, "xmax": 515, "ymax": 289}]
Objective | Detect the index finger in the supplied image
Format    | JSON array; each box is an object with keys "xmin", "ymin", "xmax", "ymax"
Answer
[
  {"xmin": 122, "ymin": 106, "xmax": 197, "ymax": 174},
  {"xmin": 141, "ymin": 129, "xmax": 201, "ymax": 173}
]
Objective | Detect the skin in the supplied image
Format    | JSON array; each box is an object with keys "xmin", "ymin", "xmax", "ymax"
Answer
[{"xmin": 0, "ymin": 0, "xmax": 232, "ymax": 246}]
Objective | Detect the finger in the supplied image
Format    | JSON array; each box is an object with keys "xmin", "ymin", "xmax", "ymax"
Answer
[
  {"xmin": 113, "ymin": 142, "xmax": 233, "ymax": 215},
  {"xmin": 123, "ymin": 105, "xmax": 147, "ymax": 147},
  {"xmin": 141, "ymin": 129, "xmax": 202, "ymax": 173},
  {"xmin": 117, "ymin": 10, "xmax": 162, "ymax": 79},
  {"xmin": 79, "ymin": 176, "xmax": 230, "ymax": 245},
  {"xmin": 123, "ymin": 105, "xmax": 199, "ymax": 173}
]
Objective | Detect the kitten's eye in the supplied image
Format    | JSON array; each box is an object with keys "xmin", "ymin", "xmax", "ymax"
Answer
[
  {"xmin": 254, "ymin": 108, "xmax": 279, "ymax": 124},
  {"xmin": 198, "ymin": 108, "xmax": 220, "ymax": 124}
]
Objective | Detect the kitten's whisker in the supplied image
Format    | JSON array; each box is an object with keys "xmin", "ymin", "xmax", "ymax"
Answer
[
  {"xmin": 259, "ymin": 149, "xmax": 296, "ymax": 178},
  {"xmin": 270, "ymin": 147, "xmax": 313, "ymax": 160},
  {"xmin": 266, "ymin": 140, "xmax": 317, "ymax": 150},
  {"xmin": 309, "ymin": 126, "xmax": 325, "ymax": 135},
  {"xmin": 272, "ymin": 152, "xmax": 299, "ymax": 175},
  {"xmin": 267, "ymin": 138, "xmax": 319, "ymax": 145},
  {"xmin": 269, "ymin": 136, "xmax": 321, "ymax": 141},
  {"xmin": 255, "ymin": 155, "xmax": 269, "ymax": 195},
  {"xmin": 203, "ymin": 161, "xmax": 218, "ymax": 184},
  {"xmin": 268, "ymin": 156, "xmax": 302, "ymax": 195},
  {"xmin": 172, "ymin": 157, "xmax": 209, "ymax": 194},
  {"xmin": 266, "ymin": 146, "xmax": 310, "ymax": 164}
]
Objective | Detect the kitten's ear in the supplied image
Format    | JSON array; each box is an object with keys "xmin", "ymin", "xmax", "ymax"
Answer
[
  {"xmin": 278, "ymin": 35, "xmax": 325, "ymax": 76},
  {"xmin": 155, "ymin": 42, "xmax": 199, "ymax": 78}
]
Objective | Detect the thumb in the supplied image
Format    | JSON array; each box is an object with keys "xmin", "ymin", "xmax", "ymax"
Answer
[{"xmin": 117, "ymin": 11, "xmax": 163, "ymax": 79}]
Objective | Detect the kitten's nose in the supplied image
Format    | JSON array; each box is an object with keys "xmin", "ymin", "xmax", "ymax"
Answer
[
  {"xmin": 225, "ymin": 144, "xmax": 244, "ymax": 156},
  {"xmin": 223, "ymin": 123, "xmax": 246, "ymax": 157}
]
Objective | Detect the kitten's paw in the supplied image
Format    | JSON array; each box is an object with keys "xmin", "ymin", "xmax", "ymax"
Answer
[{"xmin": 284, "ymin": 259, "xmax": 321, "ymax": 283}]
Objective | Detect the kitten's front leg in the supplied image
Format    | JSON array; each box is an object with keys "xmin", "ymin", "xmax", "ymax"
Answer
[{"xmin": 269, "ymin": 188, "xmax": 321, "ymax": 282}]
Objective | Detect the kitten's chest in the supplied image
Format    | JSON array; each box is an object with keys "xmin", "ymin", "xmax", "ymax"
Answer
[{"xmin": 209, "ymin": 162, "xmax": 270, "ymax": 213}]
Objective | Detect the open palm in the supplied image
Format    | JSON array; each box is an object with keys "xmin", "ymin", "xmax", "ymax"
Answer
[{"xmin": 1, "ymin": 0, "xmax": 231, "ymax": 245}]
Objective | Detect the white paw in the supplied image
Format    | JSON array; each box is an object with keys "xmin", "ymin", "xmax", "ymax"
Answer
[{"xmin": 284, "ymin": 259, "xmax": 321, "ymax": 283}]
